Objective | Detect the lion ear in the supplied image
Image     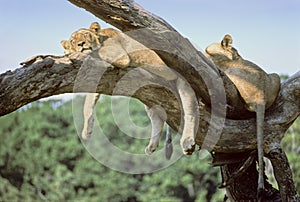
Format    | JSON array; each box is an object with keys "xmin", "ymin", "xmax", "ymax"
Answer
[
  {"xmin": 89, "ymin": 22, "xmax": 101, "ymax": 34},
  {"xmin": 221, "ymin": 34, "xmax": 233, "ymax": 49},
  {"xmin": 61, "ymin": 40, "xmax": 70, "ymax": 49}
]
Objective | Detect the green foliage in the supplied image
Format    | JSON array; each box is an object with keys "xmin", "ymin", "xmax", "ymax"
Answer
[
  {"xmin": 0, "ymin": 96, "xmax": 224, "ymax": 201},
  {"xmin": 0, "ymin": 95, "xmax": 298, "ymax": 201},
  {"xmin": 280, "ymin": 74, "xmax": 289, "ymax": 81},
  {"xmin": 282, "ymin": 117, "xmax": 300, "ymax": 191}
]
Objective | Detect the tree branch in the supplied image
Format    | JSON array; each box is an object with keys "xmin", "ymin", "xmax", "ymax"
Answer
[{"xmin": 1, "ymin": 52, "xmax": 299, "ymax": 154}]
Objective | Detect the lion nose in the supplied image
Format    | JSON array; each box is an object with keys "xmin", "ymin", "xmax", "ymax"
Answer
[{"xmin": 78, "ymin": 41, "xmax": 85, "ymax": 47}]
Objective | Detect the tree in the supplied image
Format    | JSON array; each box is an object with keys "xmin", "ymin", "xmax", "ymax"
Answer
[
  {"xmin": 0, "ymin": 98, "xmax": 225, "ymax": 201},
  {"xmin": 0, "ymin": 0, "xmax": 299, "ymax": 201}
]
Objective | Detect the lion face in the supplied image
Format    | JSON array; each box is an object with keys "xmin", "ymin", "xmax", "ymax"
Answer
[{"xmin": 61, "ymin": 28, "xmax": 100, "ymax": 54}]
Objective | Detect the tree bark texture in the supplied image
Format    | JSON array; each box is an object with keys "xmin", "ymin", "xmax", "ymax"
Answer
[{"xmin": 0, "ymin": 0, "xmax": 299, "ymax": 200}]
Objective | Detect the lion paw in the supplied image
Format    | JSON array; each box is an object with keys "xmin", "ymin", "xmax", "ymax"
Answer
[
  {"xmin": 145, "ymin": 143, "xmax": 158, "ymax": 155},
  {"xmin": 180, "ymin": 136, "xmax": 195, "ymax": 155}
]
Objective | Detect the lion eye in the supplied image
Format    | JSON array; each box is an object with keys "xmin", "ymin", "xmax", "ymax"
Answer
[{"xmin": 71, "ymin": 40, "xmax": 76, "ymax": 46}]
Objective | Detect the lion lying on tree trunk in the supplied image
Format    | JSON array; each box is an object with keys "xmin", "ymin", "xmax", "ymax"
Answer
[
  {"xmin": 206, "ymin": 34, "xmax": 280, "ymax": 200},
  {"xmin": 61, "ymin": 22, "xmax": 199, "ymax": 157}
]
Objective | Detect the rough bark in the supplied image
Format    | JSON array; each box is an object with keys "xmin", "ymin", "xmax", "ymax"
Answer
[
  {"xmin": 1, "ymin": 53, "xmax": 299, "ymax": 153},
  {"xmin": 220, "ymin": 154, "xmax": 282, "ymax": 201},
  {"xmin": 0, "ymin": 0, "xmax": 299, "ymax": 200}
]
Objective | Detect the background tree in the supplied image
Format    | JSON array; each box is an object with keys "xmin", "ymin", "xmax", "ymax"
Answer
[
  {"xmin": 0, "ymin": 0, "xmax": 299, "ymax": 201},
  {"xmin": 0, "ymin": 97, "xmax": 224, "ymax": 201}
]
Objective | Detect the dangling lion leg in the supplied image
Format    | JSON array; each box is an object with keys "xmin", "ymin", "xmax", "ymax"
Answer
[
  {"xmin": 82, "ymin": 93, "xmax": 101, "ymax": 139},
  {"xmin": 176, "ymin": 78, "xmax": 198, "ymax": 155},
  {"xmin": 145, "ymin": 105, "xmax": 167, "ymax": 155}
]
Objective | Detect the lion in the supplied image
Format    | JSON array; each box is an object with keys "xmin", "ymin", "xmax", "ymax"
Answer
[
  {"xmin": 61, "ymin": 22, "xmax": 199, "ymax": 157},
  {"xmin": 206, "ymin": 34, "xmax": 280, "ymax": 200}
]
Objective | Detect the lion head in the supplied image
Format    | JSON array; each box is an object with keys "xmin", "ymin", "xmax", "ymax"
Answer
[{"xmin": 61, "ymin": 25, "xmax": 100, "ymax": 54}]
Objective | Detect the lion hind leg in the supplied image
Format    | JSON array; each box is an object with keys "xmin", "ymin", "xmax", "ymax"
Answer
[
  {"xmin": 144, "ymin": 105, "xmax": 167, "ymax": 155},
  {"xmin": 176, "ymin": 78, "xmax": 198, "ymax": 155}
]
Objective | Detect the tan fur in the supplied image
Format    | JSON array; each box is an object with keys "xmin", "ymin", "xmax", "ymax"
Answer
[
  {"xmin": 206, "ymin": 34, "xmax": 280, "ymax": 199},
  {"xmin": 99, "ymin": 28, "xmax": 120, "ymax": 43},
  {"xmin": 94, "ymin": 28, "xmax": 178, "ymax": 81}
]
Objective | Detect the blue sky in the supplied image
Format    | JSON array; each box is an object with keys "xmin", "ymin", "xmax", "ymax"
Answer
[{"xmin": 0, "ymin": 0, "xmax": 299, "ymax": 76}]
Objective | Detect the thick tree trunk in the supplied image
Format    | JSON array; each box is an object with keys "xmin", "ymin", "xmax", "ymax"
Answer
[
  {"xmin": 0, "ymin": 0, "xmax": 299, "ymax": 200},
  {"xmin": 220, "ymin": 155, "xmax": 282, "ymax": 201}
]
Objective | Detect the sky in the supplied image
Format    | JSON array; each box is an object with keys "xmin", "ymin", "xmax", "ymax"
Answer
[{"xmin": 0, "ymin": 0, "xmax": 299, "ymax": 77}]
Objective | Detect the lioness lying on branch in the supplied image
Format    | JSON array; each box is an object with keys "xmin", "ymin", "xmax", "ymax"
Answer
[
  {"xmin": 206, "ymin": 34, "xmax": 280, "ymax": 200},
  {"xmin": 61, "ymin": 22, "xmax": 199, "ymax": 157}
]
